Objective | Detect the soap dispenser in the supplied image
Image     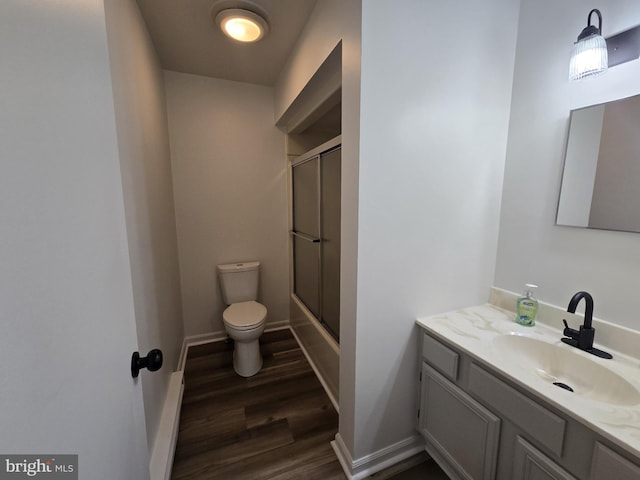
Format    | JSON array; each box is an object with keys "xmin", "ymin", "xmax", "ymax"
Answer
[{"xmin": 516, "ymin": 284, "xmax": 538, "ymax": 326}]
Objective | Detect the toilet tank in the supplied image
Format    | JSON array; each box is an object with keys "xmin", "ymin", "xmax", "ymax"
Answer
[{"xmin": 217, "ymin": 261, "xmax": 260, "ymax": 304}]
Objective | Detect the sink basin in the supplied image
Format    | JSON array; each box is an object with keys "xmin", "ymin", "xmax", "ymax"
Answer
[{"xmin": 492, "ymin": 334, "xmax": 640, "ymax": 406}]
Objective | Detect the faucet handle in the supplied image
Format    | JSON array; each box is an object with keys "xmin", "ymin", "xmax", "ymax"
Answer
[{"xmin": 562, "ymin": 319, "xmax": 579, "ymax": 339}]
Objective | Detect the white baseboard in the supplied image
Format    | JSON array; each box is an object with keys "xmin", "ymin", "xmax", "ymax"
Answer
[
  {"xmin": 264, "ymin": 320, "xmax": 291, "ymax": 332},
  {"xmin": 149, "ymin": 371, "xmax": 185, "ymax": 480},
  {"xmin": 177, "ymin": 320, "xmax": 292, "ymax": 370},
  {"xmin": 331, "ymin": 433, "xmax": 425, "ymax": 480}
]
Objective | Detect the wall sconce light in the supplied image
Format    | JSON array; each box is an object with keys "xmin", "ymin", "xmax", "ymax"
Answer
[
  {"xmin": 570, "ymin": 8, "xmax": 640, "ymax": 81},
  {"xmin": 216, "ymin": 8, "xmax": 269, "ymax": 43},
  {"xmin": 569, "ymin": 9, "xmax": 608, "ymax": 81}
]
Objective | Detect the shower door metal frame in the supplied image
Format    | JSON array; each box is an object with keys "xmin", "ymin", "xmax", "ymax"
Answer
[
  {"xmin": 290, "ymin": 135, "xmax": 341, "ymax": 341},
  {"xmin": 291, "ymin": 153, "xmax": 322, "ymax": 320}
]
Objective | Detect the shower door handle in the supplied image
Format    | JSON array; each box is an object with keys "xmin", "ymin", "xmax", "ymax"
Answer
[{"xmin": 291, "ymin": 231, "xmax": 320, "ymax": 243}]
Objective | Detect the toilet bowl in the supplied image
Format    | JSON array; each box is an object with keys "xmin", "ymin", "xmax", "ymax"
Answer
[
  {"xmin": 222, "ymin": 300, "xmax": 266, "ymax": 377},
  {"xmin": 217, "ymin": 261, "xmax": 267, "ymax": 377}
]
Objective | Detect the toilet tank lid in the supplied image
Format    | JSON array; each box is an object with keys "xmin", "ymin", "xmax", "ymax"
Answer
[{"xmin": 217, "ymin": 261, "xmax": 260, "ymax": 273}]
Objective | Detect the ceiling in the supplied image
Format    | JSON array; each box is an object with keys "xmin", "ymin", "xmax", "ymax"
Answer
[{"xmin": 136, "ymin": 0, "xmax": 317, "ymax": 86}]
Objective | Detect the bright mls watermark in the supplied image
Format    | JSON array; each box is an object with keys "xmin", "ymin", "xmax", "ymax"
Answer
[{"xmin": 0, "ymin": 456, "xmax": 77, "ymax": 479}]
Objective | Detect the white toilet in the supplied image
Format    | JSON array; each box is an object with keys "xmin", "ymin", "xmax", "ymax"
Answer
[{"xmin": 217, "ymin": 261, "xmax": 267, "ymax": 377}]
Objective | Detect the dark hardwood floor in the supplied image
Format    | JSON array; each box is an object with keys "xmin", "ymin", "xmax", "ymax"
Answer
[
  {"xmin": 171, "ymin": 328, "xmax": 449, "ymax": 480},
  {"xmin": 171, "ymin": 329, "xmax": 345, "ymax": 479}
]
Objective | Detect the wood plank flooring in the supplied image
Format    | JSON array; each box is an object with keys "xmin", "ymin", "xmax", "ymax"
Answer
[
  {"xmin": 171, "ymin": 329, "xmax": 345, "ymax": 479},
  {"xmin": 171, "ymin": 328, "xmax": 449, "ymax": 480}
]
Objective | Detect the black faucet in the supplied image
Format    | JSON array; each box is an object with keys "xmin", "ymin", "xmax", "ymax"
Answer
[{"xmin": 561, "ymin": 291, "xmax": 612, "ymax": 359}]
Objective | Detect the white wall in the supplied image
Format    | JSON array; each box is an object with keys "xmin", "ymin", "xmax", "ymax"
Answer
[
  {"xmin": 352, "ymin": 0, "xmax": 519, "ymax": 460},
  {"xmin": 274, "ymin": 0, "xmax": 344, "ymax": 122},
  {"xmin": 336, "ymin": 0, "xmax": 361, "ymax": 462},
  {"xmin": 272, "ymin": 0, "xmax": 363, "ymax": 459},
  {"xmin": 164, "ymin": 72, "xmax": 288, "ymax": 336},
  {"xmin": 0, "ymin": 1, "xmax": 149, "ymax": 477},
  {"xmin": 103, "ymin": 0, "xmax": 184, "ymax": 455},
  {"xmin": 496, "ymin": 0, "xmax": 640, "ymax": 330}
]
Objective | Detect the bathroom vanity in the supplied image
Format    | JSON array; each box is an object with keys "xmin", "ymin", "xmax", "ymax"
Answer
[{"xmin": 416, "ymin": 292, "xmax": 640, "ymax": 480}]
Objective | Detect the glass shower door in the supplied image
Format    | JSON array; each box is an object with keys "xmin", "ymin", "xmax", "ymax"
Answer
[
  {"xmin": 320, "ymin": 147, "xmax": 341, "ymax": 339},
  {"xmin": 291, "ymin": 144, "xmax": 341, "ymax": 341},
  {"xmin": 292, "ymin": 156, "xmax": 321, "ymax": 317}
]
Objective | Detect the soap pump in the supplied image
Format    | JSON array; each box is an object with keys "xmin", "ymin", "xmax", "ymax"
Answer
[{"xmin": 516, "ymin": 284, "xmax": 538, "ymax": 326}]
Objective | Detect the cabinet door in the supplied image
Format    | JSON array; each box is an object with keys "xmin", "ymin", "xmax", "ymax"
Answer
[
  {"xmin": 513, "ymin": 436, "xmax": 576, "ymax": 480},
  {"xmin": 419, "ymin": 363, "xmax": 500, "ymax": 480},
  {"xmin": 590, "ymin": 442, "xmax": 640, "ymax": 480}
]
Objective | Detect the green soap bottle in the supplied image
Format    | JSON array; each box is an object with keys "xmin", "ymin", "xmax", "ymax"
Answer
[{"xmin": 516, "ymin": 284, "xmax": 538, "ymax": 326}]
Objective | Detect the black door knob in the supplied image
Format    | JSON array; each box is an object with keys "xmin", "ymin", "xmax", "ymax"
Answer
[{"xmin": 131, "ymin": 349, "xmax": 163, "ymax": 378}]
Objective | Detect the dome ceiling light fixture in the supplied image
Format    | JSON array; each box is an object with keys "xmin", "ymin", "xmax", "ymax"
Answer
[{"xmin": 216, "ymin": 8, "xmax": 269, "ymax": 43}]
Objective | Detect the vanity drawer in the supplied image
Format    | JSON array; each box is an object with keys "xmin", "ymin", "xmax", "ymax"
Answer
[
  {"xmin": 468, "ymin": 363, "xmax": 566, "ymax": 456},
  {"xmin": 422, "ymin": 333, "xmax": 459, "ymax": 381}
]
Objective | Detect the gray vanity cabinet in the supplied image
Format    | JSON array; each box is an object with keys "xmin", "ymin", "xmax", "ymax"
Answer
[{"xmin": 418, "ymin": 330, "xmax": 640, "ymax": 480}]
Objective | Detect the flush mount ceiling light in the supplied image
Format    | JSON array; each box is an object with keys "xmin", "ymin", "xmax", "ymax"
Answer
[
  {"xmin": 216, "ymin": 8, "xmax": 269, "ymax": 43},
  {"xmin": 569, "ymin": 9, "xmax": 608, "ymax": 81}
]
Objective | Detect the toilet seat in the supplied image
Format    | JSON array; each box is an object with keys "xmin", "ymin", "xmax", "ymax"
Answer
[{"xmin": 223, "ymin": 301, "xmax": 266, "ymax": 330}]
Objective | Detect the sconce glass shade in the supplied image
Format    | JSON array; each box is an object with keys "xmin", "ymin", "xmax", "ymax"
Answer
[
  {"xmin": 569, "ymin": 9, "xmax": 608, "ymax": 81},
  {"xmin": 569, "ymin": 35, "xmax": 608, "ymax": 80}
]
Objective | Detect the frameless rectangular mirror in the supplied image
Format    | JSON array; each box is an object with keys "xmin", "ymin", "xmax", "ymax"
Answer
[{"xmin": 557, "ymin": 93, "xmax": 640, "ymax": 233}]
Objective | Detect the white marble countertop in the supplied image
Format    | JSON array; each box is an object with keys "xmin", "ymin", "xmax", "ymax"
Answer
[{"xmin": 416, "ymin": 302, "xmax": 640, "ymax": 459}]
